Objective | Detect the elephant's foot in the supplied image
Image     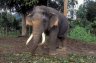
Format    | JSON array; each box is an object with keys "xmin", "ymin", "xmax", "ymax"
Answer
[{"xmin": 49, "ymin": 50, "xmax": 58, "ymax": 55}]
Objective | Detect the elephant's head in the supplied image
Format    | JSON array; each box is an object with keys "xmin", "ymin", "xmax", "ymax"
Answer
[{"xmin": 25, "ymin": 6, "xmax": 59, "ymax": 53}]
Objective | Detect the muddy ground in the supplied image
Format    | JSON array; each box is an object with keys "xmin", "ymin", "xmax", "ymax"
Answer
[{"xmin": 0, "ymin": 37, "xmax": 96, "ymax": 57}]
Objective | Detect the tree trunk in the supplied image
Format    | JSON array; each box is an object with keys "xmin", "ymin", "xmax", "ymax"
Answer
[
  {"xmin": 21, "ymin": 14, "xmax": 27, "ymax": 36},
  {"xmin": 64, "ymin": 0, "xmax": 68, "ymax": 17}
]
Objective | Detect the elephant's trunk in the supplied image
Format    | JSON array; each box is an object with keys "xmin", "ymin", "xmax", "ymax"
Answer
[
  {"xmin": 30, "ymin": 33, "xmax": 41, "ymax": 54},
  {"xmin": 26, "ymin": 31, "xmax": 46, "ymax": 54}
]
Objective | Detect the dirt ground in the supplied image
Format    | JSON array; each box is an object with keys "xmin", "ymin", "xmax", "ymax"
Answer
[{"xmin": 0, "ymin": 37, "xmax": 96, "ymax": 57}]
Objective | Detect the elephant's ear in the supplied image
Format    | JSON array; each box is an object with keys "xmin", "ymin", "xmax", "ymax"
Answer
[{"xmin": 49, "ymin": 13, "xmax": 59, "ymax": 28}]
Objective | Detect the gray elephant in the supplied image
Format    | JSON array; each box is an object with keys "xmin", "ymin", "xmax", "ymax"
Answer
[{"xmin": 26, "ymin": 6, "xmax": 69, "ymax": 55}]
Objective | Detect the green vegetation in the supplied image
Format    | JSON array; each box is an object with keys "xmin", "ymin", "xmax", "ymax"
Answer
[
  {"xmin": 76, "ymin": 1, "xmax": 96, "ymax": 35},
  {"xmin": 0, "ymin": 12, "xmax": 20, "ymax": 37},
  {"xmin": 68, "ymin": 0, "xmax": 96, "ymax": 43},
  {"xmin": 0, "ymin": 30, "xmax": 20, "ymax": 37},
  {"xmin": 1, "ymin": 52, "xmax": 96, "ymax": 63},
  {"xmin": 0, "ymin": 12, "xmax": 20, "ymax": 28},
  {"xmin": 68, "ymin": 26, "xmax": 96, "ymax": 43}
]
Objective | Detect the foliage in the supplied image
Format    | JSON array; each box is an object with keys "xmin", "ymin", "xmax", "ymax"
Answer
[
  {"xmin": 85, "ymin": 1, "xmax": 96, "ymax": 21},
  {"xmin": 0, "ymin": 12, "xmax": 20, "ymax": 30},
  {"xmin": 0, "ymin": 0, "xmax": 38, "ymax": 14},
  {"xmin": 48, "ymin": 0, "xmax": 64, "ymax": 12},
  {"xmin": 0, "ymin": 30, "xmax": 20, "ymax": 37},
  {"xmin": 76, "ymin": 4, "xmax": 89, "ymax": 28},
  {"xmin": 76, "ymin": 1, "xmax": 96, "ymax": 35},
  {"xmin": 68, "ymin": 25, "xmax": 96, "ymax": 42},
  {"xmin": 0, "ymin": 12, "xmax": 20, "ymax": 37},
  {"xmin": 0, "ymin": 0, "xmax": 40, "ymax": 36},
  {"xmin": 77, "ymin": 5, "xmax": 86, "ymax": 19},
  {"xmin": 1, "ymin": 52, "xmax": 96, "ymax": 63},
  {"xmin": 77, "ymin": 1, "xmax": 96, "ymax": 21},
  {"xmin": 68, "ymin": 19, "xmax": 90, "ymax": 32}
]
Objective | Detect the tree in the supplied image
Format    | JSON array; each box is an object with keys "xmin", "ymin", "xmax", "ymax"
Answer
[
  {"xmin": 85, "ymin": 1, "xmax": 96, "ymax": 34},
  {"xmin": 77, "ymin": 1, "xmax": 96, "ymax": 34},
  {"xmin": 83, "ymin": 1, "xmax": 96, "ymax": 24},
  {"xmin": 0, "ymin": 12, "xmax": 20, "ymax": 31},
  {"xmin": 64, "ymin": 0, "xmax": 68, "ymax": 16},
  {"xmin": 77, "ymin": 5, "xmax": 86, "ymax": 19},
  {"xmin": 0, "ymin": 0, "xmax": 49, "ymax": 36},
  {"xmin": 0, "ymin": 0, "xmax": 39, "ymax": 36},
  {"xmin": 48, "ymin": 0, "xmax": 64, "ymax": 12},
  {"xmin": 85, "ymin": 1, "xmax": 96, "ymax": 21}
]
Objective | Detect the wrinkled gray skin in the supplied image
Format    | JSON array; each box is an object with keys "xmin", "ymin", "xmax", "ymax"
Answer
[{"xmin": 26, "ymin": 6, "xmax": 69, "ymax": 55}]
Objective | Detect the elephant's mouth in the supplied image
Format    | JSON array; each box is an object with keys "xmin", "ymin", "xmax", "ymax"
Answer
[{"xmin": 26, "ymin": 32, "xmax": 46, "ymax": 45}]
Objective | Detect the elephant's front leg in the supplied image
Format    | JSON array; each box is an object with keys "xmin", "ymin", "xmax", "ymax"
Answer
[{"xmin": 48, "ymin": 27, "xmax": 58, "ymax": 55}]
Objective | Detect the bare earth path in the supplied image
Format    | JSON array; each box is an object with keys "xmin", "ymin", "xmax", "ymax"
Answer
[{"xmin": 0, "ymin": 37, "xmax": 96, "ymax": 57}]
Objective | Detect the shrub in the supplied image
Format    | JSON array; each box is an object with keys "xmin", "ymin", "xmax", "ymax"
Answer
[{"xmin": 68, "ymin": 26, "xmax": 96, "ymax": 43}]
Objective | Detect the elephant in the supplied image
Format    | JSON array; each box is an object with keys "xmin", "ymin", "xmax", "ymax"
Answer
[{"xmin": 25, "ymin": 6, "xmax": 69, "ymax": 55}]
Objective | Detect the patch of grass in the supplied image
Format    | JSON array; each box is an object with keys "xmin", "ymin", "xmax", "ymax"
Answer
[
  {"xmin": 0, "ymin": 44, "xmax": 14, "ymax": 49},
  {"xmin": 68, "ymin": 26, "xmax": 96, "ymax": 43},
  {"xmin": 0, "ymin": 31, "xmax": 20, "ymax": 38},
  {"xmin": 1, "ymin": 52, "xmax": 96, "ymax": 63}
]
